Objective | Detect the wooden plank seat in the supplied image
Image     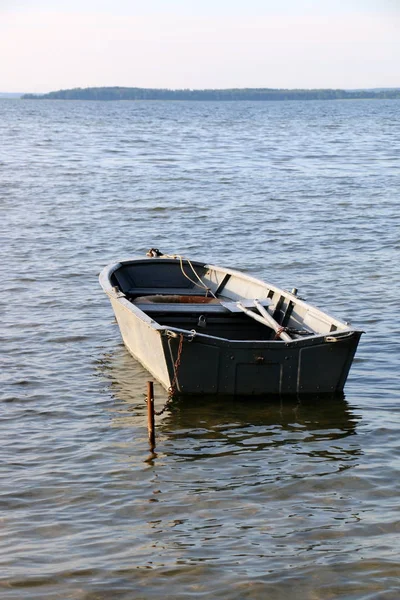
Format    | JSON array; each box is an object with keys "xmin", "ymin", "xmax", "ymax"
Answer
[
  {"xmin": 127, "ymin": 287, "xmax": 209, "ymax": 298},
  {"xmin": 133, "ymin": 294, "xmax": 227, "ymax": 314},
  {"xmin": 135, "ymin": 304, "xmax": 230, "ymax": 314}
]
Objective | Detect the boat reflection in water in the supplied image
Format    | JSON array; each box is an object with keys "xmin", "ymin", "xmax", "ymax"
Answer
[{"xmin": 98, "ymin": 346, "xmax": 362, "ymax": 473}]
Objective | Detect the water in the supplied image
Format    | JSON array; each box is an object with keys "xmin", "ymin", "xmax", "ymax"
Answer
[{"xmin": 1, "ymin": 98, "xmax": 399, "ymax": 599}]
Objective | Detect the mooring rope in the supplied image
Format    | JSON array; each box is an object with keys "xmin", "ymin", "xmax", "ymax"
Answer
[{"xmin": 152, "ymin": 251, "xmax": 217, "ymax": 298}]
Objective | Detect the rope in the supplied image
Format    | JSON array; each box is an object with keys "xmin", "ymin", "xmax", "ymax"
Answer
[
  {"xmin": 274, "ymin": 326, "xmax": 288, "ymax": 340},
  {"xmin": 167, "ymin": 333, "xmax": 184, "ymax": 400},
  {"xmin": 161, "ymin": 253, "xmax": 217, "ymax": 298},
  {"xmin": 154, "ymin": 397, "xmax": 173, "ymax": 416},
  {"xmin": 144, "ymin": 334, "xmax": 184, "ymax": 416}
]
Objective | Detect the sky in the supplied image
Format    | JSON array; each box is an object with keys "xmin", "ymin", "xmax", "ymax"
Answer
[{"xmin": 1, "ymin": 0, "xmax": 400, "ymax": 93}]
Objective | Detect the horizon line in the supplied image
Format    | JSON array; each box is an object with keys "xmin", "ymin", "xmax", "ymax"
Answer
[{"xmin": 5, "ymin": 85, "xmax": 400, "ymax": 96}]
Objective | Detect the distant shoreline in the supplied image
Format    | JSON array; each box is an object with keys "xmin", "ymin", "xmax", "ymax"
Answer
[
  {"xmin": 21, "ymin": 86, "xmax": 400, "ymax": 101},
  {"xmin": 0, "ymin": 93, "xmax": 24, "ymax": 98}
]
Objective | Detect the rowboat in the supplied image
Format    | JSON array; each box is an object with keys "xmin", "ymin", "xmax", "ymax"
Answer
[{"xmin": 99, "ymin": 251, "xmax": 363, "ymax": 396}]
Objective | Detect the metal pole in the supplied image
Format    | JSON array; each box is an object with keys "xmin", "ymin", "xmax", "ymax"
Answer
[{"xmin": 147, "ymin": 381, "xmax": 155, "ymax": 449}]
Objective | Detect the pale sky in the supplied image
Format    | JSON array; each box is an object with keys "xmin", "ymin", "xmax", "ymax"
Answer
[{"xmin": 1, "ymin": 0, "xmax": 400, "ymax": 93}]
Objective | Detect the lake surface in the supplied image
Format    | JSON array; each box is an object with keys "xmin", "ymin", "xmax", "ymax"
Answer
[{"xmin": 1, "ymin": 98, "xmax": 399, "ymax": 599}]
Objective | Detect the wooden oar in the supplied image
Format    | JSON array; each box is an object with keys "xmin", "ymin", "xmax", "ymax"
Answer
[
  {"xmin": 221, "ymin": 298, "xmax": 292, "ymax": 342},
  {"xmin": 253, "ymin": 299, "xmax": 292, "ymax": 342}
]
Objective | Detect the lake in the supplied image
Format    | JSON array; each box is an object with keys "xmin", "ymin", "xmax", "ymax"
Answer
[{"xmin": 1, "ymin": 98, "xmax": 399, "ymax": 599}]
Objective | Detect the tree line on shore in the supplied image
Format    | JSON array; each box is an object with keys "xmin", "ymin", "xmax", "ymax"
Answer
[{"xmin": 22, "ymin": 86, "xmax": 400, "ymax": 101}]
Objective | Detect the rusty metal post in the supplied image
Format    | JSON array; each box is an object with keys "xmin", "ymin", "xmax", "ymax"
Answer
[{"xmin": 147, "ymin": 381, "xmax": 155, "ymax": 449}]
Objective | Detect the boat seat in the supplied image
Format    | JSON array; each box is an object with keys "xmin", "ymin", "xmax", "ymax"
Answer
[
  {"xmin": 136, "ymin": 304, "xmax": 229, "ymax": 314},
  {"xmin": 133, "ymin": 295, "xmax": 228, "ymax": 314},
  {"xmin": 127, "ymin": 287, "xmax": 208, "ymax": 298}
]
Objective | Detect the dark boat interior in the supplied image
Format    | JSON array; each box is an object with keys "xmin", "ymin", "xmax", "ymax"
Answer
[{"xmin": 110, "ymin": 259, "xmax": 298, "ymax": 341}]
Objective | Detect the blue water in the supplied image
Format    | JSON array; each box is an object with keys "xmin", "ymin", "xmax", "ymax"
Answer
[{"xmin": 1, "ymin": 98, "xmax": 399, "ymax": 599}]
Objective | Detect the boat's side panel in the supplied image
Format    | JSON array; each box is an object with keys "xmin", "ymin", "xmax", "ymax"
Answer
[
  {"xmin": 204, "ymin": 268, "xmax": 271, "ymax": 302},
  {"xmin": 110, "ymin": 297, "xmax": 171, "ymax": 388},
  {"xmin": 167, "ymin": 340, "xmax": 284, "ymax": 395},
  {"xmin": 296, "ymin": 332, "xmax": 361, "ymax": 393},
  {"xmin": 165, "ymin": 335, "xmax": 286, "ymax": 395},
  {"xmin": 163, "ymin": 332, "xmax": 362, "ymax": 395},
  {"xmin": 164, "ymin": 337, "xmax": 222, "ymax": 394}
]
